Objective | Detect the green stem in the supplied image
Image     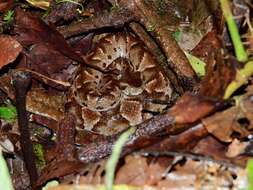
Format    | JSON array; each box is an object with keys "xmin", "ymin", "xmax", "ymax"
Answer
[
  {"xmin": 105, "ymin": 127, "xmax": 136, "ymax": 190},
  {"xmin": 0, "ymin": 149, "xmax": 14, "ymax": 190},
  {"xmin": 224, "ymin": 60, "xmax": 253, "ymax": 99},
  {"xmin": 220, "ymin": 0, "xmax": 248, "ymax": 62}
]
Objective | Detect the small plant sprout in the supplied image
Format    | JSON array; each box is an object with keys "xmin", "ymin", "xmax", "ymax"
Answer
[
  {"xmin": 3, "ymin": 10, "xmax": 14, "ymax": 24},
  {"xmin": 105, "ymin": 127, "xmax": 136, "ymax": 190}
]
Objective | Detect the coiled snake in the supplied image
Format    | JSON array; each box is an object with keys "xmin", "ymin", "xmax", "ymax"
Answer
[{"xmin": 71, "ymin": 33, "xmax": 173, "ymax": 135}]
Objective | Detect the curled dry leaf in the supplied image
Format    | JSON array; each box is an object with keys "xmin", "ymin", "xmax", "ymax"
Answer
[
  {"xmin": 194, "ymin": 31, "xmax": 235, "ymax": 99},
  {"xmin": 0, "ymin": 35, "xmax": 22, "ymax": 70},
  {"xmin": 202, "ymin": 85, "xmax": 253, "ymax": 142}
]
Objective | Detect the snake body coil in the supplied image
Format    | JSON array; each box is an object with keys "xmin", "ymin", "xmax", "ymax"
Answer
[{"xmin": 72, "ymin": 33, "xmax": 173, "ymax": 135}]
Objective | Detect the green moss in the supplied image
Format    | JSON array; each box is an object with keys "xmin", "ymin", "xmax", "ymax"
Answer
[
  {"xmin": 0, "ymin": 104, "xmax": 17, "ymax": 123},
  {"xmin": 33, "ymin": 143, "xmax": 46, "ymax": 169}
]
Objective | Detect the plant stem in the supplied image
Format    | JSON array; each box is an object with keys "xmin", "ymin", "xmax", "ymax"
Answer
[
  {"xmin": 220, "ymin": 0, "xmax": 248, "ymax": 62},
  {"xmin": 105, "ymin": 127, "xmax": 136, "ymax": 190},
  {"xmin": 224, "ymin": 60, "xmax": 253, "ymax": 99}
]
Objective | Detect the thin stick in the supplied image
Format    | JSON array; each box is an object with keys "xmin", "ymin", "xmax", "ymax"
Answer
[{"xmin": 12, "ymin": 71, "xmax": 38, "ymax": 187}]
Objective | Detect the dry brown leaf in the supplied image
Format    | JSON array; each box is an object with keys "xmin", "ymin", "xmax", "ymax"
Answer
[
  {"xmin": 115, "ymin": 155, "xmax": 170, "ymax": 186},
  {"xmin": 0, "ymin": 35, "xmax": 22, "ymax": 70},
  {"xmin": 202, "ymin": 87, "xmax": 253, "ymax": 142},
  {"xmin": 115, "ymin": 155, "xmax": 150, "ymax": 186},
  {"xmin": 226, "ymin": 139, "xmax": 249, "ymax": 158},
  {"xmin": 26, "ymin": 88, "xmax": 66, "ymax": 121},
  {"xmin": 157, "ymin": 158, "xmax": 246, "ymax": 190}
]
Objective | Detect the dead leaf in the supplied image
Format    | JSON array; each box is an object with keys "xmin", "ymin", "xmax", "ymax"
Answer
[
  {"xmin": 115, "ymin": 155, "xmax": 150, "ymax": 185},
  {"xmin": 168, "ymin": 92, "xmax": 222, "ymax": 124},
  {"xmin": 26, "ymin": 89, "xmax": 66, "ymax": 121},
  {"xmin": 0, "ymin": 0, "xmax": 14, "ymax": 12},
  {"xmin": 226, "ymin": 138, "xmax": 249, "ymax": 158},
  {"xmin": 193, "ymin": 136, "xmax": 249, "ymax": 167},
  {"xmin": 202, "ymin": 86, "xmax": 253, "ymax": 142},
  {"xmin": 37, "ymin": 114, "xmax": 83, "ymax": 186},
  {"xmin": 14, "ymin": 8, "xmax": 84, "ymax": 64},
  {"xmin": 0, "ymin": 35, "xmax": 22, "ymax": 69}
]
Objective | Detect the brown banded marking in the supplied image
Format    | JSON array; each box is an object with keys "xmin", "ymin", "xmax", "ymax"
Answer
[{"xmin": 71, "ymin": 33, "xmax": 173, "ymax": 135}]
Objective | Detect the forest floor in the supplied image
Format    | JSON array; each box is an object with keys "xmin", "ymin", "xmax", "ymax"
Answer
[{"xmin": 0, "ymin": 0, "xmax": 253, "ymax": 189}]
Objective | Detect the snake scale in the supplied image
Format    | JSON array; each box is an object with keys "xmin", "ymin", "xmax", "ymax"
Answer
[{"xmin": 71, "ymin": 32, "xmax": 174, "ymax": 135}]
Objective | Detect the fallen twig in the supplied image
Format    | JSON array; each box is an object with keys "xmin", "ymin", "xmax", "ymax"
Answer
[
  {"xmin": 12, "ymin": 71, "xmax": 38, "ymax": 188},
  {"xmin": 58, "ymin": 8, "xmax": 135, "ymax": 38}
]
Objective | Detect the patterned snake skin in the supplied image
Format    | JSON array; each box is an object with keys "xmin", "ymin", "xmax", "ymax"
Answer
[{"xmin": 71, "ymin": 33, "xmax": 173, "ymax": 135}]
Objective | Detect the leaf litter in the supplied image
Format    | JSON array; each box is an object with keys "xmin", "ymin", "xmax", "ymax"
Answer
[{"xmin": 0, "ymin": 0, "xmax": 252, "ymax": 190}]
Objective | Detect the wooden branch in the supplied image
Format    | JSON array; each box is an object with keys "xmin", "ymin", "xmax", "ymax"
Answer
[{"xmin": 58, "ymin": 8, "xmax": 135, "ymax": 38}]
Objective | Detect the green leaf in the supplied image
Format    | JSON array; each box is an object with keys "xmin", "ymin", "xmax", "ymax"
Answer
[
  {"xmin": 105, "ymin": 127, "xmax": 136, "ymax": 190},
  {"xmin": 247, "ymin": 159, "xmax": 253, "ymax": 190},
  {"xmin": 0, "ymin": 105, "xmax": 17, "ymax": 122},
  {"xmin": 0, "ymin": 148, "xmax": 14, "ymax": 190},
  {"xmin": 185, "ymin": 52, "xmax": 206, "ymax": 77},
  {"xmin": 42, "ymin": 180, "xmax": 59, "ymax": 190},
  {"xmin": 3, "ymin": 10, "xmax": 14, "ymax": 24},
  {"xmin": 98, "ymin": 184, "xmax": 138, "ymax": 190}
]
